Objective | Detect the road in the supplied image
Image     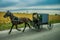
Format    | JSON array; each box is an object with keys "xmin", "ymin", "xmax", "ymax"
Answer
[{"xmin": 0, "ymin": 23, "xmax": 60, "ymax": 40}]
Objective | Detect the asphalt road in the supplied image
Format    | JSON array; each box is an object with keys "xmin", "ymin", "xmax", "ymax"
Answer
[{"xmin": 0, "ymin": 23, "xmax": 60, "ymax": 40}]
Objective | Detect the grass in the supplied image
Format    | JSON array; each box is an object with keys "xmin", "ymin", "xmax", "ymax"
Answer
[
  {"xmin": 0, "ymin": 23, "xmax": 25, "ymax": 31},
  {"xmin": 0, "ymin": 20, "xmax": 60, "ymax": 31},
  {"xmin": 49, "ymin": 20, "xmax": 60, "ymax": 24}
]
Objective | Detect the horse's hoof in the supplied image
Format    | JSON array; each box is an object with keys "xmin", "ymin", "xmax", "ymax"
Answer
[
  {"xmin": 22, "ymin": 30, "xmax": 24, "ymax": 32},
  {"xmin": 8, "ymin": 32, "xmax": 11, "ymax": 34},
  {"xmin": 17, "ymin": 29, "xmax": 21, "ymax": 31},
  {"xmin": 29, "ymin": 27, "xmax": 31, "ymax": 29},
  {"xmin": 18, "ymin": 29, "xmax": 21, "ymax": 31}
]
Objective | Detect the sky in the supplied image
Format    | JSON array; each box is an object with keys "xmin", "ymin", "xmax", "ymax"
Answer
[{"xmin": 0, "ymin": 0, "xmax": 60, "ymax": 11}]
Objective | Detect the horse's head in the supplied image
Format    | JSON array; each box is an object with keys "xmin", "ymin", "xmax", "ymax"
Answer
[{"xmin": 4, "ymin": 10, "xmax": 12, "ymax": 18}]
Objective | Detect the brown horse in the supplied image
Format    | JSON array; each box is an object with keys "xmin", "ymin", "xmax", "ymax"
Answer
[{"xmin": 4, "ymin": 10, "xmax": 32, "ymax": 34}]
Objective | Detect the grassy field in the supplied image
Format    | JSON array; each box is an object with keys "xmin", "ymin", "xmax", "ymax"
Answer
[
  {"xmin": 48, "ymin": 15, "xmax": 60, "ymax": 23},
  {"xmin": 0, "ymin": 12, "xmax": 33, "ymax": 24},
  {"xmin": 0, "ymin": 23, "xmax": 25, "ymax": 31}
]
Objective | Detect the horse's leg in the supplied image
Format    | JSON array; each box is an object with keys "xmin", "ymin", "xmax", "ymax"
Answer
[
  {"xmin": 22, "ymin": 23, "xmax": 26, "ymax": 32},
  {"xmin": 26, "ymin": 23, "xmax": 31, "ymax": 29},
  {"xmin": 9, "ymin": 24, "xmax": 14, "ymax": 34},
  {"xmin": 15, "ymin": 25, "xmax": 21, "ymax": 31}
]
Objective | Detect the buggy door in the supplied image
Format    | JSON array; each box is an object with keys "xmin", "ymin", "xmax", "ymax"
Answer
[{"xmin": 39, "ymin": 14, "xmax": 48, "ymax": 24}]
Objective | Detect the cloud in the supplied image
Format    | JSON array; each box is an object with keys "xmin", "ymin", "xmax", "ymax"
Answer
[
  {"xmin": 2, "ymin": 0, "xmax": 20, "ymax": 3},
  {"xmin": 0, "ymin": 0, "xmax": 60, "ymax": 11},
  {"xmin": 22, "ymin": 0, "xmax": 39, "ymax": 4},
  {"xmin": 0, "ymin": 0, "xmax": 20, "ymax": 8},
  {"xmin": 18, "ymin": 0, "xmax": 60, "ymax": 8},
  {"xmin": 0, "ymin": 5, "xmax": 60, "ymax": 11}
]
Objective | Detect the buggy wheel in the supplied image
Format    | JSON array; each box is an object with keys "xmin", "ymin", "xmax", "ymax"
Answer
[
  {"xmin": 47, "ymin": 23, "xmax": 53, "ymax": 30},
  {"xmin": 33, "ymin": 23, "xmax": 40, "ymax": 31}
]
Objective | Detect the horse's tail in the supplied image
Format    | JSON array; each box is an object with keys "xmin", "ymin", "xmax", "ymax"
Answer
[{"xmin": 28, "ymin": 18, "xmax": 32, "ymax": 22}]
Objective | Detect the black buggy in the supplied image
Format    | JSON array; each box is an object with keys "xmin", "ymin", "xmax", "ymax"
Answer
[{"xmin": 32, "ymin": 13, "xmax": 53, "ymax": 31}]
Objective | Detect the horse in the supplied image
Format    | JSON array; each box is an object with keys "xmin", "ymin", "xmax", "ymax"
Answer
[{"xmin": 3, "ymin": 10, "xmax": 32, "ymax": 34}]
